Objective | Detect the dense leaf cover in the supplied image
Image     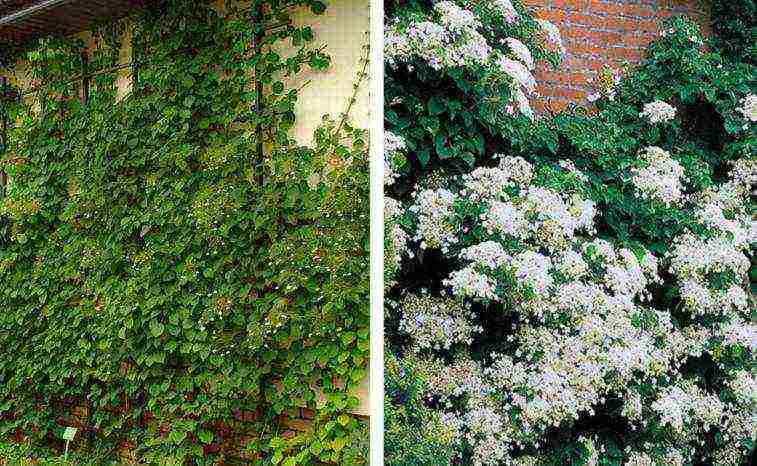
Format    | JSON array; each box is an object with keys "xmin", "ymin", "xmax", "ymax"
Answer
[
  {"xmin": 710, "ymin": 0, "xmax": 756, "ymax": 65},
  {"xmin": 0, "ymin": 0, "xmax": 369, "ymax": 464}
]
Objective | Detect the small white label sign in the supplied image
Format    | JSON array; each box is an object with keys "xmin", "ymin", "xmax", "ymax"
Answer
[{"xmin": 62, "ymin": 427, "xmax": 78, "ymax": 441}]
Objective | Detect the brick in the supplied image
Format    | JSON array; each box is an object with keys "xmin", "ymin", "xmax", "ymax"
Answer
[
  {"xmin": 541, "ymin": 8, "xmax": 569, "ymax": 24},
  {"xmin": 300, "ymin": 408, "xmax": 316, "ymax": 419},
  {"xmin": 599, "ymin": 31, "xmax": 625, "ymax": 44},
  {"xmin": 569, "ymin": 12, "xmax": 596, "ymax": 27},
  {"xmin": 551, "ymin": 86, "xmax": 584, "ymax": 100},
  {"xmin": 638, "ymin": 19, "xmax": 659, "ymax": 33},
  {"xmin": 552, "ymin": 0, "xmax": 580, "ymax": 11},
  {"xmin": 586, "ymin": 0, "xmax": 624, "ymax": 16},
  {"xmin": 281, "ymin": 417, "xmax": 313, "ymax": 432},
  {"xmin": 625, "ymin": 3, "xmax": 652, "ymax": 18},
  {"xmin": 282, "ymin": 430, "xmax": 298, "ymax": 439},
  {"xmin": 538, "ymin": 70, "xmax": 567, "ymax": 85},
  {"xmin": 523, "ymin": 0, "xmax": 710, "ymax": 112},
  {"xmin": 572, "ymin": 41, "xmax": 605, "ymax": 56},
  {"xmin": 569, "ymin": 73, "xmax": 592, "ymax": 87}
]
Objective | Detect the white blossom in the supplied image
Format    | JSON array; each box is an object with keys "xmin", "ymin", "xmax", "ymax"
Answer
[
  {"xmin": 631, "ymin": 146, "xmax": 686, "ymax": 206},
  {"xmin": 504, "ymin": 37, "xmax": 534, "ymax": 70},
  {"xmin": 640, "ymin": 100, "xmax": 676, "ymax": 123},
  {"xmin": 737, "ymin": 94, "xmax": 757, "ymax": 122}
]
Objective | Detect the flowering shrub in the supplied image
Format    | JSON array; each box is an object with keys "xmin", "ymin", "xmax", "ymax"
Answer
[
  {"xmin": 630, "ymin": 146, "xmax": 686, "ymax": 207},
  {"xmin": 385, "ymin": 5, "xmax": 756, "ymax": 465},
  {"xmin": 389, "ymin": 155, "xmax": 755, "ymax": 465},
  {"xmin": 384, "ymin": 0, "xmax": 563, "ymax": 195},
  {"xmin": 519, "ymin": 16, "xmax": 755, "ymax": 254}
]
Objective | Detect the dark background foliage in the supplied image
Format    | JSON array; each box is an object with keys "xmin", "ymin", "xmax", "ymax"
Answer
[{"xmin": 710, "ymin": 0, "xmax": 756, "ymax": 65}]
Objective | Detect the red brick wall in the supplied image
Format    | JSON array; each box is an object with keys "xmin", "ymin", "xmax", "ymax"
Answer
[{"xmin": 523, "ymin": 0, "xmax": 711, "ymax": 112}]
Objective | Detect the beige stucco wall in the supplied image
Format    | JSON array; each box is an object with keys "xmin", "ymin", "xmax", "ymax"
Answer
[
  {"xmin": 4, "ymin": 0, "xmax": 370, "ymax": 417},
  {"xmin": 287, "ymin": 0, "xmax": 370, "ymax": 144}
]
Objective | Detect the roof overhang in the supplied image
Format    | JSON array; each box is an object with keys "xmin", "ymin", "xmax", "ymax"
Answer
[{"xmin": 0, "ymin": 0, "xmax": 150, "ymax": 45}]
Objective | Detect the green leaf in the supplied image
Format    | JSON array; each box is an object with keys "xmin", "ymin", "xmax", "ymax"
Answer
[
  {"xmin": 310, "ymin": 1, "xmax": 326, "ymax": 14},
  {"xmin": 198, "ymin": 430, "xmax": 213, "ymax": 444},
  {"xmin": 149, "ymin": 320, "xmax": 165, "ymax": 338},
  {"xmin": 427, "ymin": 97, "xmax": 445, "ymax": 115},
  {"xmin": 416, "ymin": 148, "xmax": 430, "ymax": 167}
]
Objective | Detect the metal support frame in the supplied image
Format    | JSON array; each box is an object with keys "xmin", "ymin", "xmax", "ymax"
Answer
[
  {"xmin": 131, "ymin": 48, "xmax": 139, "ymax": 94},
  {"xmin": 0, "ymin": 75, "xmax": 7, "ymax": 196},
  {"xmin": 0, "ymin": 75, "xmax": 6, "ymax": 151},
  {"xmin": 80, "ymin": 50, "xmax": 89, "ymax": 105},
  {"xmin": 0, "ymin": 1, "xmax": 279, "ymax": 188},
  {"xmin": 251, "ymin": 1, "xmax": 265, "ymax": 186}
]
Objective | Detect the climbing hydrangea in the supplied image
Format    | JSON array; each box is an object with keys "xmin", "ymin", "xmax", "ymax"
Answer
[
  {"xmin": 640, "ymin": 100, "xmax": 677, "ymax": 123},
  {"xmin": 385, "ymin": 0, "xmax": 559, "ymax": 124},
  {"xmin": 630, "ymin": 146, "xmax": 686, "ymax": 207},
  {"xmin": 389, "ymin": 154, "xmax": 755, "ymax": 465},
  {"xmin": 386, "ymin": 6, "xmax": 756, "ymax": 466}
]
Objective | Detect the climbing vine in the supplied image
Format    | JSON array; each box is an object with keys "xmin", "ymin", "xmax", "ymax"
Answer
[
  {"xmin": 385, "ymin": 2, "xmax": 755, "ymax": 465},
  {"xmin": 0, "ymin": 0, "xmax": 368, "ymax": 464}
]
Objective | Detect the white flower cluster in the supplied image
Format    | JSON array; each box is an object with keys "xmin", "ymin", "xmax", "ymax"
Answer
[
  {"xmin": 385, "ymin": 2, "xmax": 491, "ymax": 71},
  {"xmin": 408, "ymin": 188, "xmax": 457, "ymax": 252},
  {"xmin": 625, "ymin": 452, "xmax": 655, "ymax": 466},
  {"xmin": 444, "ymin": 266, "xmax": 499, "ymax": 302},
  {"xmin": 669, "ymin": 235, "xmax": 750, "ymax": 317},
  {"xmin": 728, "ymin": 370, "xmax": 757, "ymax": 405},
  {"xmin": 435, "ymin": 0, "xmax": 479, "ymax": 31},
  {"xmin": 668, "ymin": 160, "xmax": 755, "ymax": 318},
  {"xmin": 459, "ymin": 240, "xmax": 510, "ymax": 269},
  {"xmin": 394, "ymin": 156, "xmax": 756, "ymax": 465},
  {"xmin": 536, "ymin": 18, "xmax": 566, "ymax": 56},
  {"xmin": 386, "ymin": 2, "xmax": 555, "ymax": 121},
  {"xmin": 487, "ymin": 0, "xmax": 519, "ymax": 24},
  {"xmin": 640, "ymin": 100, "xmax": 677, "ymax": 123},
  {"xmin": 413, "ymin": 157, "xmax": 595, "ymax": 257},
  {"xmin": 630, "ymin": 146, "xmax": 686, "ymax": 207},
  {"xmin": 738, "ymin": 93, "xmax": 757, "ymax": 123},
  {"xmin": 651, "ymin": 381, "xmax": 724, "ymax": 433},
  {"xmin": 385, "ymin": 197, "xmax": 410, "ymax": 270},
  {"xmin": 398, "ymin": 294, "xmax": 481, "ymax": 351},
  {"xmin": 384, "ymin": 131, "xmax": 406, "ymax": 186},
  {"xmin": 504, "ymin": 37, "xmax": 534, "ymax": 70},
  {"xmin": 425, "ymin": 357, "xmax": 491, "ymax": 404},
  {"xmin": 624, "ymin": 447, "xmax": 690, "ymax": 466},
  {"xmin": 498, "ymin": 56, "xmax": 537, "ymax": 119}
]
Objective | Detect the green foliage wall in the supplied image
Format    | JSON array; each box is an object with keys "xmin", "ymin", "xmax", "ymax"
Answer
[{"xmin": 0, "ymin": 1, "xmax": 369, "ymax": 464}]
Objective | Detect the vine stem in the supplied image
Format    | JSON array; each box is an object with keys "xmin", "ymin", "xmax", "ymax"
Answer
[
  {"xmin": 336, "ymin": 31, "xmax": 370, "ymax": 135},
  {"xmin": 252, "ymin": 0, "xmax": 265, "ymax": 186}
]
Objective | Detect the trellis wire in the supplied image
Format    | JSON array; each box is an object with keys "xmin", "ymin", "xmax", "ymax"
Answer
[{"xmin": 0, "ymin": 9, "xmax": 297, "ymax": 183}]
